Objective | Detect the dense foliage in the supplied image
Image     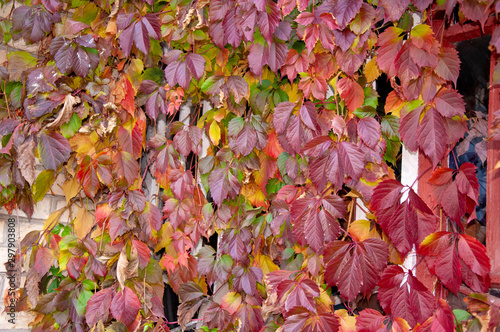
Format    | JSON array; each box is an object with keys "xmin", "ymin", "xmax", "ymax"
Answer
[{"xmin": 1, "ymin": 0, "xmax": 499, "ymax": 331}]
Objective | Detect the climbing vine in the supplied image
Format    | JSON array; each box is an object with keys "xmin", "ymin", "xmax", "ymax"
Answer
[{"xmin": 0, "ymin": 0, "xmax": 499, "ymax": 331}]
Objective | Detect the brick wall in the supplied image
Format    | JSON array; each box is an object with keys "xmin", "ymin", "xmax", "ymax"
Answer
[
  {"xmin": 0, "ymin": 168, "xmax": 70, "ymax": 329},
  {"xmin": 0, "ymin": 2, "xmax": 47, "ymax": 329}
]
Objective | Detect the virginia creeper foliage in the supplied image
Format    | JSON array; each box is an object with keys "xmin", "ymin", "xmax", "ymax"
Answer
[{"xmin": 0, "ymin": 0, "xmax": 499, "ymax": 331}]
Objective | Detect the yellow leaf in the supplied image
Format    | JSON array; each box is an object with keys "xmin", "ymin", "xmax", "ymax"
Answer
[
  {"xmin": 69, "ymin": 133, "xmax": 94, "ymax": 156},
  {"xmin": 336, "ymin": 309, "xmax": 357, "ymax": 332},
  {"xmin": 62, "ymin": 177, "xmax": 80, "ymax": 203},
  {"xmin": 209, "ymin": 121, "xmax": 221, "ymax": 145},
  {"xmin": 348, "ymin": 219, "xmax": 380, "ymax": 242},
  {"xmin": 74, "ymin": 207, "xmax": 94, "ymax": 239},
  {"xmin": 364, "ymin": 57, "xmax": 381, "ymax": 82},
  {"xmin": 128, "ymin": 59, "xmax": 144, "ymax": 90},
  {"xmin": 241, "ymin": 182, "xmax": 268, "ymax": 208},
  {"xmin": 154, "ymin": 223, "xmax": 175, "ymax": 255},
  {"xmin": 257, "ymin": 254, "xmax": 279, "ymax": 275},
  {"xmin": 43, "ymin": 209, "xmax": 65, "ymax": 233},
  {"xmin": 283, "ymin": 83, "xmax": 301, "ymax": 103},
  {"xmin": 221, "ymin": 292, "xmax": 242, "ymax": 315}
]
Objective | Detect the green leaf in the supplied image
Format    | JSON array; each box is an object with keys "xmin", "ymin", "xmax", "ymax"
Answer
[
  {"xmin": 76, "ymin": 289, "xmax": 93, "ymax": 316},
  {"xmin": 82, "ymin": 279, "xmax": 96, "ymax": 291},
  {"xmin": 33, "ymin": 170, "xmax": 56, "ymax": 203},
  {"xmin": 72, "ymin": 3, "xmax": 99, "ymax": 25},
  {"xmin": 60, "ymin": 113, "xmax": 82, "ymax": 138},
  {"xmin": 143, "ymin": 67, "xmax": 164, "ymax": 85},
  {"xmin": 363, "ymin": 87, "xmax": 379, "ymax": 108},
  {"xmin": 7, "ymin": 51, "xmax": 37, "ymax": 81},
  {"xmin": 453, "ymin": 309, "xmax": 471, "ymax": 323}
]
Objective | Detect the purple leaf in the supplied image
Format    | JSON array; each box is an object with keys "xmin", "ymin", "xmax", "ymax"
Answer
[
  {"xmin": 332, "ymin": 0, "xmax": 362, "ymax": 29},
  {"xmin": 435, "ymin": 88, "xmax": 465, "ymax": 118},
  {"xmin": 185, "ymin": 53, "xmax": 206, "ymax": 80},
  {"xmin": 209, "ymin": 168, "xmax": 229, "ymax": 206},
  {"xmin": 226, "ymin": 76, "xmax": 249, "ymax": 103},
  {"xmin": 300, "ymin": 101, "xmax": 319, "ymax": 132},
  {"xmin": 38, "ymin": 131, "xmax": 71, "ymax": 170},
  {"xmin": 117, "ymin": 13, "xmax": 135, "ymax": 30},
  {"xmin": 119, "ymin": 24, "xmax": 135, "ymax": 57},
  {"xmin": 134, "ymin": 21, "xmax": 150, "ymax": 55},
  {"xmin": 273, "ymin": 102, "xmax": 295, "ymax": 134},
  {"xmin": 71, "ymin": 46, "xmax": 91, "ymax": 77},
  {"xmin": 357, "ymin": 117, "xmax": 381, "ymax": 148},
  {"xmin": 223, "ymin": 8, "xmax": 242, "ymax": 47},
  {"xmin": 142, "ymin": 14, "xmax": 161, "ymax": 40},
  {"xmin": 268, "ymin": 41, "xmax": 287, "ymax": 73},
  {"xmin": 236, "ymin": 124, "xmax": 257, "ymax": 156},
  {"xmin": 249, "ymin": 42, "xmax": 266, "ymax": 76},
  {"xmin": 175, "ymin": 61, "xmax": 191, "ymax": 89}
]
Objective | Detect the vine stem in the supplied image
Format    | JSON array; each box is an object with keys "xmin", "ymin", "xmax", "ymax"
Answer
[
  {"xmin": 341, "ymin": 199, "xmax": 355, "ymax": 241},
  {"xmin": 409, "ymin": 165, "xmax": 433, "ymax": 189}
]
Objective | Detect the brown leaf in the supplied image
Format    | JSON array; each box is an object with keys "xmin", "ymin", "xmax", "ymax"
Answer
[
  {"xmin": 47, "ymin": 94, "xmax": 80, "ymax": 129},
  {"xmin": 116, "ymin": 246, "xmax": 139, "ymax": 289},
  {"xmin": 74, "ymin": 206, "xmax": 94, "ymax": 239},
  {"xmin": 25, "ymin": 266, "xmax": 39, "ymax": 307},
  {"xmin": 17, "ymin": 138, "xmax": 35, "ymax": 185}
]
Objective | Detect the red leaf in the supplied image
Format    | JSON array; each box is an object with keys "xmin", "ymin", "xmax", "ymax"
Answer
[
  {"xmin": 379, "ymin": 0, "xmax": 410, "ymax": 22},
  {"xmin": 376, "ymin": 27, "xmax": 405, "ymax": 78},
  {"xmin": 337, "ymin": 77, "xmax": 364, "ymax": 112},
  {"xmin": 416, "ymin": 107, "xmax": 447, "ymax": 168},
  {"xmin": 432, "ymin": 179, "xmax": 466, "ymax": 224},
  {"xmin": 455, "ymin": 162, "xmax": 479, "ymax": 204},
  {"xmin": 338, "ymin": 141, "xmax": 365, "ymax": 180},
  {"xmin": 324, "ymin": 238, "xmax": 388, "ymax": 301},
  {"xmin": 285, "ymin": 116, "xmax": 305, "ymax": 154},
  {"xmin": 303, "ymin": 212, "xmax": 324, "ymax": 252},
  {"xmin": 457, "ymin": 234, "xmax": 490, "ymax": 286},
  {"xmin": 414, "ymin": 298, "xmax": 455, "ymax": 332},
  {"xmin": 412, "ymin": 0, "xmax": 433, "ymax": 11},
  {"xmin": 38, "ymin": 131, "xmax": 72, "ymax": 170},
  {"xmin": 372, "ymin": 180, "xmax": 436, "ymax": 256},
  {"xmin": 112, "ymin": 150, "xmax": 139, "ymax": 185},
  {"xmin": 357, "ymin": 309, "xmax": 410, "ymax": 331},
  {"xmin": 110, "ymin": 286, "xmax": 142, "ymax": 327},
  {"xmin": 277, "ymin": 278, "xmax": 320, "ymax": 313},
  {"xmin": 357, "ymin": 117, "xmax": 381, "ymax": 148},
  {"xmin": 86, "ymin": 287, "xmax": 115, "ymax": 326},
  {"xmin": 283, "ymin": 309, "xmax": 340, "ymax": 332},
  {"xmin": 399, "ymin": 105, "xmax": 423, "ymax": 151},
  {"xmin": 419, "ymin": 232, "xmax": 490, "ymax": 293},
  {"xmin": 434, "ymin": 88, "xmax": 466, "ymax": 117},
  {"xmin": 395, "ymin": 43, "xmax": 420, "ymax": 84},
  {"xmin": 435, "ymin": 47, "xmax": 460, "ymax": 85},
  {"xmin": 428, "ymin": 167, "xmax": 454, "ymax": 185},
  {"xmin": 257, "ymin": 1, "xmax": 280, "ymax": 44},
  {"xmin": 378, "ymin": 266, "xmax": 436, "ymax": 328},
  {"xmin": 132, "ymin": 239, "xmax": 150, "ymax": 268},
  {"xmin": 336, "ymin": 48, "xmax": 366, "ymax": 77},
  {"xmin": 35, "ymin": 247, "xmax": 54, "ymax": 275}
]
